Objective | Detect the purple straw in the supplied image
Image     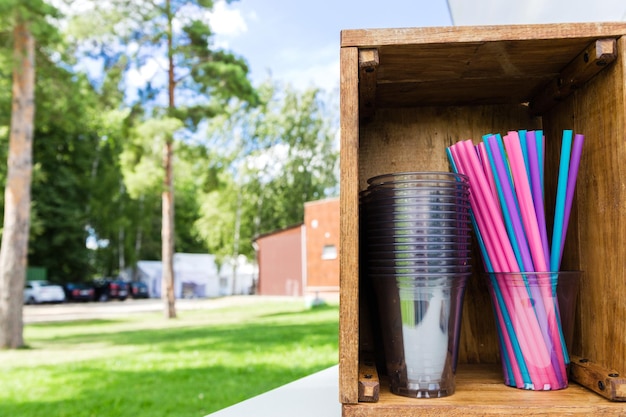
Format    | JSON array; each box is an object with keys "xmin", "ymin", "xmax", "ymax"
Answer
[
  {"xmin": 527, "ymin": 131, "xmax": 551, "ymax": 266},
  {"xmin": 559, "ymin": 134, "xmax": 585, "ymax": 265}
]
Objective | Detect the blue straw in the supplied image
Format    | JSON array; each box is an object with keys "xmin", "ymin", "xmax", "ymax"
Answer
[
  {"xmin": 518, "ymin": 130, "xmax": 531, "ymax": 187},
  {"xmin": 550, "ymin": 130, "xmax": 573, "ymax": 271}
]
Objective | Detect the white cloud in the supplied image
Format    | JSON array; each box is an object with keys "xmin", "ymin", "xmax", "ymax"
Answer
[
  {"xmin": 126, "ymin": 57, "xmax": 166, "ymax": 87},
  {"xmin": 207, "ymin": 0, "xmax": 249, "ymax": 36}
]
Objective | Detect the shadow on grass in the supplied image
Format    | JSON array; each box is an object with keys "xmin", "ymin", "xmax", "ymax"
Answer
[
  {"xmin": 4, "ymin": 305, "xmax": 339, "ymax": 417},
  {"xmin": 28, "ymin": 319, "xmax": 124, "ymax": 328},
  {"xmin": 0, "ymin": 362, "xmax": 331, "ymax": 417},
  {"xmin": 30, "ymin": 305, "xmax": 339, "ymax": 354},
  {"xmin": 259, "ymin": 303, "xmax": 337, "ymax": 318},
  {"xmin": 35, "ymin": 320, "xmax": 338, "ymax": 356}
]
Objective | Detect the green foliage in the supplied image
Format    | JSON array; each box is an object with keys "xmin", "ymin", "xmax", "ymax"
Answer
[
  {"xmin": 0, "ymin": 0, "xmax": 59, "ymax": 42},
  {"xmin": 120, "ymin": 117, "xmax": 183, "ymax": 198},
  {"xmin": 27, "ymin": 51, "xmax": 103, "ymax": 282},
  {"xmin": 197, "ymin": 80, "xmax": 339, "ymax": 260},
  {"xmin": 0, "ymin": 0, "xmax": 339, "ymax": 285},
  {"xmin": 0, "ymin": 300, "xmax": 339, "ymax": 416}
]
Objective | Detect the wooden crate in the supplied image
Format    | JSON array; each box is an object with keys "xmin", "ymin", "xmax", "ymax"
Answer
[{"xmin": 339, "ymin": 22, "xmax": 626, "ymax": 415}]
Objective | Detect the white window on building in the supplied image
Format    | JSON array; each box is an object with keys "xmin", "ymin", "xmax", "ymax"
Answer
[{"xmin": 321, "ymin": 244, "xmax": 337, "ymax": 260}]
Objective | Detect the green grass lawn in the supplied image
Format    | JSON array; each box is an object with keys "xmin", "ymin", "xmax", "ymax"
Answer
[{"xmin": 0, "ymin": 299, "xmax": 339, "ymax": 417}]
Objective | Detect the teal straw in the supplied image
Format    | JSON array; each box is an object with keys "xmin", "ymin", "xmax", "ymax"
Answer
[
  {"xmin": 518, "ymin": 130, "xmax": 531, "ymax": 186},
  {"xmin": 446, "ymin": 147, "xmax": 530, "ymax": 388},
  {"xmin": 550, "ymin": 130, "xmax": 573, "ymax": 271}
]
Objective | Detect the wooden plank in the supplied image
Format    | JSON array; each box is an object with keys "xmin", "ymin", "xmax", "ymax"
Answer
[
  {"xmin": 531, "ymin": 38, "xmax": 618, "ymax": 114},
  {"xmin": 542, "ymin": 35, "xmax": 626, "ymax": 379},
  {"xmin": 343, "ymin": 364, "xmax": 626, "ymax": 416},
  {"xmin": 570, "ymin": 355, "xmax": 626, "ymax": 401},
  {"xmin": 358, "ymin": 48, "xmax": 379, "ymax": 120},
  {"xmin": 358, "ymin": 354, "xmax": 380, "ymax": 402},
  {"xmin": 341, "ymin": 22, "xmax": 626, "ymax": 48},
  {"xmin": 339, "ymin": 45, "xmax": 361, "ymax": 405}
]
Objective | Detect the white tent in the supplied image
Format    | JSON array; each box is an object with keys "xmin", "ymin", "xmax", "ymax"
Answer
[
  {"xmin": 136, "ymin": 260, "xmax": 162, "ymax": 298},
  {"xmin": 136, "ymin": 253, "xmax": 256, "ymax": 298},
  {"xmin": 218, "ymin": 255, "xmax": 258, "ymax": 296}
]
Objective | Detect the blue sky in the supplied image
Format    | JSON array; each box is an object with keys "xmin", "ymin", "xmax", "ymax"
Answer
[
  {"xmin": 210, "ymin": 0, "xmax": 626, "ymax": 92},
  {"xmin": 210, "ymin": 0, "xmax": 453, "ymax": 92}
]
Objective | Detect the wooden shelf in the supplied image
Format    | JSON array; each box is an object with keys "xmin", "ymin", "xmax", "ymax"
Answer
[
  {"xmin": 343, "ymin": 364, "xmax": 625, "ymax": 416},
  {"xmin": 339, "ymin": 21, "xmax": 626, "ymax": 415}
]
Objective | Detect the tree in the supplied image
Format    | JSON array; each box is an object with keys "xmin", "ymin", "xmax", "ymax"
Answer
[
  {"xmin": 0, "ymin": 0, "xmax": 58, "ymax": 349},
  {"xmin": 197, "ymin": 80, "xmax": 339, "ymax": 272},
  {"xmin": 66, "ymin": 0, "xmax": 258, "ymax": 318}
]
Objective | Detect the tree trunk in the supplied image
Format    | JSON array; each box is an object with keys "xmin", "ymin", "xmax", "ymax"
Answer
[
  {"xmin": 0, "ymin": 22, "xmax": 35, "ymax": 349},
  {"xmin": 161, "ymin": 0, "xmax": 176, "ymax": 318},
  {"xmin": 162, "ymin": 139, "xmax": 176, "ymax": 318},
  {"xmin": 231, "ymin": 186, "xmax": 242, "ymax": 295}
]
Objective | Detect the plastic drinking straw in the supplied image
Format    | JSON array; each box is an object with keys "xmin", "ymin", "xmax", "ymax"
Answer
[
  {"xmin": 526, "ymin": 131, "xmax": 551, "ymax": 268},
  {"xmin": 458, "ymin": 140, "xmax": 516, "ymax": 270},
  {"xmin": 503, "ymin": 133, "xmax": 563, "ymax": 388},
  {"xmin": 518, "ymin": 130, "xmax": 531, "ymax": 186},
  {"xmin": 536, "ymin": 130, "xmax": 545, "ymax": 198},
  {"xmin": 447, "ymin": 147, "xmax": 518, "ymax": 384},
  {"xmin": 455, "ymin": 140, "xmax": 552, "ymax": 387},
  {"xmin": 559, "ymin": 133, "xmax": 584, "ymax": 265},
  {"xmin": 484, "ymin": 134, "xmax": 534, "ymax": 272},
  {"xmin": 447, "ymin": 145, "xmax": 528, "ymax": 388},
  {"xmin": 506, "ymin": 133, "xmax": 570, "ymax": 386},
  {"xmin": 477, "ymin": 142, "xmax": 500, "ymax": 211},
  {"xmin": 503, "ymin": 133, "xmax": 549, "ymax": 272},
  {"xmin": 551, "ymin": 130, "xmax": 573, "ymax": 272},
  {"xmin": 480, "ymin": 137, "xmax": 539, "ymax": 388},
  {"xmin": 554, "ymin": 133, "xmax": 584, "ymax": 366}
]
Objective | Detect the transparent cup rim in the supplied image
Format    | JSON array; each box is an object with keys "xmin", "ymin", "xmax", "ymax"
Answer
[{"xmin": 367, "ymin": 171, "xmax": 470, "ymax": 186}]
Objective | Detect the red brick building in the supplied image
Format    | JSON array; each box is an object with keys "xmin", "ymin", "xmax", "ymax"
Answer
[
  {"xmin": 255, "ymin": 224, "xmax": 305, "ymax": 297},
  {"xmin": 303, "ymin": 197, "xmax": 340, "ymax": 299},
  {"xmin": 255, "ymin": 197, "xmax": 339, "ymax": 300}
]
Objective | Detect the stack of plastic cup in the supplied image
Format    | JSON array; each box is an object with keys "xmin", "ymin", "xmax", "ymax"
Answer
[{"xmin": 361, "ymin": 172, "xmax": 473, "ymax": 398}]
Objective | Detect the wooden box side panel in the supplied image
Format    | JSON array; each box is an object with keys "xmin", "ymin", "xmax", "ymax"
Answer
[
  {"xmin": 339, "ymin": 45, "xmax": 361, "ymax": 404},
  {"xmin": 358, "ymin": 105, "xmax": 541, "ymax": 365},
  {"xmin": 542, "ymin": 36, "xmax": 626, "ymax": 375}
]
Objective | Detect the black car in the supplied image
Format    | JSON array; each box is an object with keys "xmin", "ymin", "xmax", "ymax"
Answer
[
  {"xmin": 128, "ymin": 281, "xmax": 149, "ymax": 299},
  {"xmin": 63, "ymin": 282, "xmax": 95, "ymax": 302},
  {"xmin": 93, "ymin": 279, "xmax": 129, "ymax": 302}
]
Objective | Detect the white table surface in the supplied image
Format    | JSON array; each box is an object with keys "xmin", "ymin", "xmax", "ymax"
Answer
[{"xmin": 206, "ymin": 365, "xmax": 341, "ymax": 417}]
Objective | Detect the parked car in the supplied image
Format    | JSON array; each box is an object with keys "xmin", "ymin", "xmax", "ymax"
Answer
[
  {"xmin": 93, "ymin": 279, "xmax": 129, "ymax": 302},
  {"xmin": 128, "ymin": 281, "xmax": 149, "ymax": 299},
  {"xmin": 24, "ymin": 280, "xmax": 66, "ymax": 304},
  {"xmin": 63, "ymin": 282, "xmax": 95, "ymax": 302}
]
